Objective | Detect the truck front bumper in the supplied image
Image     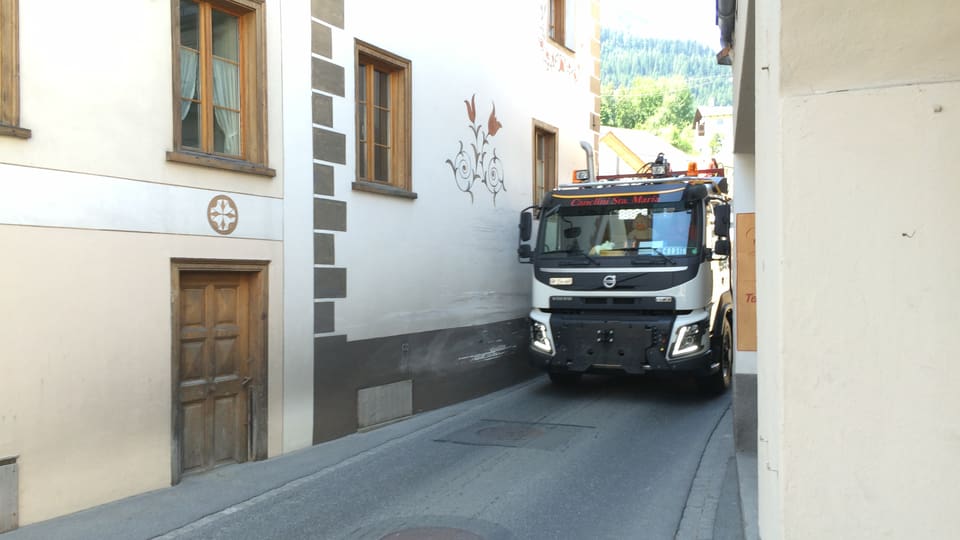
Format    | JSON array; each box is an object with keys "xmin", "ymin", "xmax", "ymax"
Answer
[{"xmin": 528, "ymin": 312, "xmax": 718, "ymax": 377}]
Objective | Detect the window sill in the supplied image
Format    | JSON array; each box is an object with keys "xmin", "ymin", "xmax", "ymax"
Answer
[
  {"xmin": 546, "ymin": 38, "xmax": 575, "ymax": 56},
  {"xmin": 0, "ymin": 124, "xmax": 32, "ymax": 139},
  {"xmin": 166, "ymin": 150, "xmax": 276, "ymax": 177},
  {"xmin": 352, "ymin": 180, "xmax": 417, "ymax": 200}
]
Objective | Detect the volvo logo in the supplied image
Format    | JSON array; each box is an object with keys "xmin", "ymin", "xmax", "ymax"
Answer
[{"xmin": 602, "ymin": 275, "xmax": 617, "ymax": 288}]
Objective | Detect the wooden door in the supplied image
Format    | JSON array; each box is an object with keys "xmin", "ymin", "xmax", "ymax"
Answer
[{"xmin": 176, "ymin": 272, "xmax": 252, "ymax": 476}]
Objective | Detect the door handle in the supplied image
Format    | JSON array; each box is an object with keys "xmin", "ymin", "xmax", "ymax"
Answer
[{"xmin": 241, "ymin": 376, "xmax": 252, "ymax": 387}]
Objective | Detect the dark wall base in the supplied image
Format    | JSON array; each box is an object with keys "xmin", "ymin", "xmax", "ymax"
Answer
[
  {"xmin": 313, "ymin": 318, "xmax": 538, "ymax": 444},
  {"xmin": 733, "ymin": 373, "xmax": 757, "ymax": 454}
]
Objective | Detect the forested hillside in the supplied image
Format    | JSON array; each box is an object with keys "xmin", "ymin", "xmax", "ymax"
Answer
[
  {"xmin": 601, "ymin": 29, "xmax": 732, "ymax": 107},
  {"xmin": 599, "ymin": 29, "xmax": 732, "ymax": 153}
]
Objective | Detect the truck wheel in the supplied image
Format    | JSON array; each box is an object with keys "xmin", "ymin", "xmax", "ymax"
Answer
[
  {"xmin": 548, "ymin": 372, "xmax": 582, "ymax": 386},
  {"xmin": 698, "ymin": 316, "xmax": 733, "ymax": 395}
]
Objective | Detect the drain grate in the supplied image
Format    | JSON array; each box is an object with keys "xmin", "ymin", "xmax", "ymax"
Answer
[{"xmin": 434, "ymin": 419, "xmax": 593, "ymax": 451}]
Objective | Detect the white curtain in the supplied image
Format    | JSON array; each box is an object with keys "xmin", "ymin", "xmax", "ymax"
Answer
[
  {"xmin": 179, "ymin": 49, "xmax": 199, "ymax": 119},
  {"xmin": 212, "ymin": 59, "xmax": 241, "ymax": 155}
]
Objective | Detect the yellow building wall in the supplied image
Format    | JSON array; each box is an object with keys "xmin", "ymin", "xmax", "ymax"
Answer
[{"xmin": 0, "ymin": 226, "xmax": 283, "ymax": 524}]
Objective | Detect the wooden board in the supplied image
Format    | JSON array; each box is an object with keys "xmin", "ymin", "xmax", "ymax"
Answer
[{"xmin": 736, "ymin": 213, "xmax": 757, "ymax": 351}]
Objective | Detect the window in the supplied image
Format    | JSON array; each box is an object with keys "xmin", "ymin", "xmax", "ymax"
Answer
[
  {"xmin": 355, "ymin": 40, "xmax": 411, "ymax": 194},
  {"xmin": 0, "ymin": 0, "xmax": 29, "ymax": 138},
  {"xmin": 548, "ymin": 0, "xmax": 576, "ymax": 50},
  {"xmin": 533, "ymin": 122, "xmax": 558, "ymax": 205},
  {"xmin": 169, "ymin": 0, "xmax": 273, "ymax": 176}
]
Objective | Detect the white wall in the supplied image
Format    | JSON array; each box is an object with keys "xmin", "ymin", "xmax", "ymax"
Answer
[
  {"xmin": 753, "ymin": 0, "xmax": 785, "ymax": 536},
  {"xmin": 330, "ymin": 0, "xmax": 597, "ymax": 341},
  {"xmin": 748, "ymin": 0, "xmax": 960, "ymax": 538},
  {"xmin": 0, "ymin": 0, "xmax": 292, "ymax": 523},
  {"xmin": 779, "ymin": 80, "xmax": 960, "ymax": 540},
  {"xmin": 279, "ymin": 0, "xmax": 316, "ymax": 452},
  {"xmin": 11, "ymin": 0, "xmax": 284, "ymax": 198}
]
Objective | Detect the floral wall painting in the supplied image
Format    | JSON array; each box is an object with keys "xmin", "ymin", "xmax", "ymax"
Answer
[{"xmin": 445, "ymin": 94, "xmax": 506, "ymax": 205}]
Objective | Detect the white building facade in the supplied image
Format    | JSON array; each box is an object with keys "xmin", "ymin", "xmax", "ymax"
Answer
[
  {"xmin": 723, "ymin": 0, "xmax": 960, "ymax": 537},
  {"xmin": 0, "ymin": 0, "xmax": 599, "ymax": 528},
  {"xmin": 308, "ymin": 0, "xmax": 599, "ymax": 442}
]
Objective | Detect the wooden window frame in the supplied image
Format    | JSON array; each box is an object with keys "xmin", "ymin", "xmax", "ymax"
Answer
[
  {"xmin": 548, "ymin": 0, "xmax": 575, "ymax": 52},
  {"xmin": 548, "ymin": 0, "xmax": 565, "ymax": 45},
  {"xmin": 168, "ymin": 0, "xmax": 274, "ymax": 177},
  {"xmin": 533, "ymin": 120, "xmax": 558, "ymax": 206},
  {"xmin": 0, "ymin": 0, "xmax": 30, "ymax": 139},
  {"xmin": 353, "ymin": 40, "xmax": 413, "ymax": 197}
]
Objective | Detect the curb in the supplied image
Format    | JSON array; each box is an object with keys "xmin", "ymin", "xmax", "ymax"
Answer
[{"xmin": 675, "ymin": 404, "xmax": 738, "ymax": 540}]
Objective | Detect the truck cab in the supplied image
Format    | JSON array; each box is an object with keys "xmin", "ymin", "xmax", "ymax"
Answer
[{"xmin": 517, "ymin": 152, "xmax": 733, "ymax": 393}]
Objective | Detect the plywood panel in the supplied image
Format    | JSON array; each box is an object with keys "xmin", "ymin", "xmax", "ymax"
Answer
[{"xmin": 736, "ymin": 213, "xmax": 757, "ymax": 351}]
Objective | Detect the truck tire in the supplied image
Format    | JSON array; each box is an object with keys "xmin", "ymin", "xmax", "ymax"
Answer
[
  {"xmin": 548, "ymin": 372, "xmax": 582, "ymax": 386},
  {"xmin": 698, "ymin": 315, "xmax": 733, "ymax": 395}
]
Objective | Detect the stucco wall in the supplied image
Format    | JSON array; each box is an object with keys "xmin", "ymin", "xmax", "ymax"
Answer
[
  {"xmin": 332, "ymin": 0, "xmax": 597, "ymax": 341},
  {"xmin": 9, "ymin": 0, "xmax": 284, "ymax": 198},
  {"xmin": 749, "ymin": 1, "xmax": 960, "ymax": 538},
  {"xmin": 753, "ymin": 0, "xmax": 785, "ymax": 536},
  {"xmin": 0, "ymin": 0, "xmax": 292, "ymax": 525},
  {"xmin": 779, "ymin": 81, "xmax": 960, "ymax": 539},
  {"xmin": 0, "ymin": 226, "xmax": 283, "ymax": 524},
  {"xmin": 280, "ymin": 0, "xmax": 317, "ymax": 453},
  {"xmin": 780, "ymin": 0, "xmax": 959, "ymax": 97}
]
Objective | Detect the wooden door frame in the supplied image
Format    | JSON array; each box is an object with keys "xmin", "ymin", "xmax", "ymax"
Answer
[{"xmin": 170, "ymin": 259, "xmax": 269, "ymax": 485}]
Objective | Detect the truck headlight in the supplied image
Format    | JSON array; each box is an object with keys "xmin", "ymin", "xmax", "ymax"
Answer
[
  {"xmin": 530, "ymin": 321, "xmax": 553, "ymax": 354},
  {"xmin": 671, "ymin": 320, "xmax": 709, "ymax": 357}
]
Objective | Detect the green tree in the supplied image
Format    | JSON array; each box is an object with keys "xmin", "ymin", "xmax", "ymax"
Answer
[
  {"xmin": 600, "ymin": 76, "xmax": 697, "ymax": 152},
  {"xmin": 709, "ymin": 132, "xmax": 724, "ymax": 155},
  {"xmin": 600, "ymin": 30, "xmax": 733, "ymax": 107}
]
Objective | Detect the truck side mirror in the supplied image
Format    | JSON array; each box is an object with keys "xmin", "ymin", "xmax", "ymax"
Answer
[
  {"xmin": 518, "ymin": 208, "xmax": 535, "ymax": 263},
  {"xmin": 714, "ymin": 239, "xmax": 731, "ymax": 257},
  {"xmin": 713, "ymin": 204, "xmax": 731, "ymax": 238},
  {"xmin": 519, "ymin": 211, "xmax": 533, "ymax": 242}
]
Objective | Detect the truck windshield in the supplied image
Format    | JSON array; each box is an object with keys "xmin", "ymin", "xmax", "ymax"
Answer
[{"xmin": 538, "ymin": 202, "xmax": 700, "ymax": 260}]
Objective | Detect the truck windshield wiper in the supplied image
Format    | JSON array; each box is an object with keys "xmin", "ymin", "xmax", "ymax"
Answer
[
  {"xmin": 561, "ymin": 250, "xmax": 599, "ymax": 265},
  {"xmin": 539, "ymin": 249, "xmax": 600, "ymax": 265},
  {"xmin": 632, "ymin": 248, "xmax": 677, "ymax": 265}
]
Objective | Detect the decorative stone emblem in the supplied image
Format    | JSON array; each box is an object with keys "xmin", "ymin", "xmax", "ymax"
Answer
[{"xmin": 208, "ymin": 195, "xmax": 238, "ymax": 235}]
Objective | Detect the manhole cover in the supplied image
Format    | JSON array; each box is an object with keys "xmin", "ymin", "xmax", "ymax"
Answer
[
  {"xmin": 381, "ymin": 527, "xmax": 484, "ymax": 540},
  {"xmin": 350, "ymin": 515, "xmax": 513, "ymax": 540},
  {"xmin": 475, "ymin": 424, "xmax": 545, "ymax": 442},
  {"xmin": 435, "ymin": 419, "xmax": 593, "ymax": 451}
]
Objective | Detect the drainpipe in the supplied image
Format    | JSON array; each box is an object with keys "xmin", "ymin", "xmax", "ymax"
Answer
[{"xmin": 717, "ymin": 0, "xmax": 736, "ymax": 48}]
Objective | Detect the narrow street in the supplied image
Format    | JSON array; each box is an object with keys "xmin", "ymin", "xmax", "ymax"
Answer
[{"xmin": 160, "ymin": 376, "xmax": 736, "ymax": 540}]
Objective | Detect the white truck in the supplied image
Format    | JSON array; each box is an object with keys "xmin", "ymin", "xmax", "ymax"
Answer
[{"xmin": 517, "ymin": 144, "xmax": 734, "ymax": 393}]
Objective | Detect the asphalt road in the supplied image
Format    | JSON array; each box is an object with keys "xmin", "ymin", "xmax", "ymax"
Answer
[{"xmin": 164, "ymin": 375, "xmax": 733, "ymax": 540}]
